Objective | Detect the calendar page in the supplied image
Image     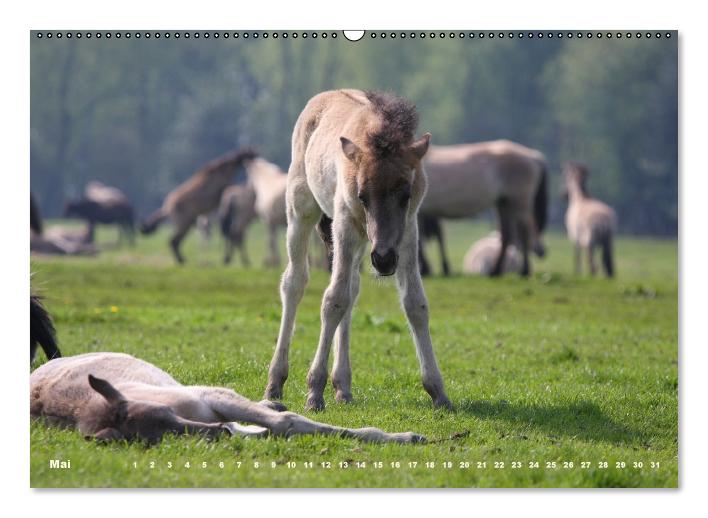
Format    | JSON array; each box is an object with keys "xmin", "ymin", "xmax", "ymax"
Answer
[{"xmin": 29, "ymin": 29, "xmax": 678, "ymax": 488}]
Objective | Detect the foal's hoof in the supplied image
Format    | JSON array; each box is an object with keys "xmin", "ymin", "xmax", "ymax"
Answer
[
  {"xmin": 433, "ymin": 396, "xmax": 454, "ymax": 411},
  {"xmin": 264, "ymin": 384, "xmax": 283, "ymax": 401},
  {"xmin": 393, "ymin": 432, "xmax": 427, "ymax": 444},
  {"xmin": 305, "ymin": 395, "xmax": 326, "ymax": 412},
  {"xmin": 335, "ymin": 391, "xmax": 353, "ymax": 404}
]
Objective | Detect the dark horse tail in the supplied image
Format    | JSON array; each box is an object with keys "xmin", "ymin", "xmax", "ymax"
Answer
[
  {"xmin": 534, "ymin": 162, "xmax": 548, "ymax": 235},
  {"xmin": 30, "ymin": 296, "xmax": 60, "ymax": 363},
  {"xmin": 140, "ymin": 208, "xmax": 167, "ymax": 235}
]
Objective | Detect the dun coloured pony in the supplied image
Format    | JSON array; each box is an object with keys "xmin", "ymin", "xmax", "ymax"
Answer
[
  {"xmin": 30, "ymin": 352, "xmax": 425, "ymax": 444},
  {"xmin": 64, "ymin": 197, "xmax": 134, "ymax": 245},
  {"xmin": 562, "ymin": 162, "xmax": 616, "ymax": 277},
  {"xmin": 418, "ymin": 140, "xmax": 548, "ymax": 277},
  {"xmin": 243, "ymin": 157, "xmax": 288, "ymax": 267},
  {"xmin": 265, "ymin": 89, "xmax": 451, "ymax": 411},
  {"xmin": 219, "ymin": 184, "xmax": 257, "ymax": 266},
  {"xmin": 140, "ymin": 149, "xmax": 257, "ymax": 264}
]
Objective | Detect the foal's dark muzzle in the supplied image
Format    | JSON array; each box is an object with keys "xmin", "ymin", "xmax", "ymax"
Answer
[{"xmin": 371, "ymin": 249, "xmax": 398, "ymax": 276}]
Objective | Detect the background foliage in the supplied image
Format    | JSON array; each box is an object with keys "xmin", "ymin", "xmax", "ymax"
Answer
[{"xmin": 30, "ymin": 32, "xmax": 677, "ymax": 234}]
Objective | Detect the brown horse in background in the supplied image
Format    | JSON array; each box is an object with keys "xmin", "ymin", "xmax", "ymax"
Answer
[
  {"xmin": 418, "ymin": 140, "xmax": 548, "ymax": 277},
  {"xmin": 140, "ymin": 149, "xmax": 257, "ymax": 264}
]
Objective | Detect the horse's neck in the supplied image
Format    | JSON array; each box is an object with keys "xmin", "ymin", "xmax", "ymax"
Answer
[{"xmin": 568, "ymin": 181, "xmax": 587, "ymax": 204}]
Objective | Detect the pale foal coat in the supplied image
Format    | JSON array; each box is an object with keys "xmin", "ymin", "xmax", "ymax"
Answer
[
  {"xmin": 30, "ymin": 352, "xmax": 424, "ymax": 444},
  {"xmin": 265, "ymin": 89, "xmax": 451, "ymax": 412},
  {"xmin": 244, "ymin": 157, "xmax": 288, "ymax": 266}
]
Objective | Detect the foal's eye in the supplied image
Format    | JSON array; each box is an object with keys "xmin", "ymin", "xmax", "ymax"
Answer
[{"xmin": 358, "ymin": 192, "xmax": 369, "ymax": 208}]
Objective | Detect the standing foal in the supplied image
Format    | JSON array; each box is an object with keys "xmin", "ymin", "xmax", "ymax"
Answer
[
  {"xmin": 562, "ymin": 162, "xmax": 617, "ymax": 277},
  {"xmin": 265, "ymin": 89, "xmax": 452, "ymax": 412}
]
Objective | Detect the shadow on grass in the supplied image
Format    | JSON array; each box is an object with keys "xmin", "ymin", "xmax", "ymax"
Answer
[{"xmin": 459, "ymin": 399, "xmax": 647, "ymax": 446}]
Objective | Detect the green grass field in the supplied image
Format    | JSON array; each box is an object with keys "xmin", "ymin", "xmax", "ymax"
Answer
[{"xmin": 30, "ymin": 219, "xmax": 678, "ymax": 488}]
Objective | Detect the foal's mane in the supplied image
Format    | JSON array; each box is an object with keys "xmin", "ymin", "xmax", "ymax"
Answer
[{"xmin": 364, "ymin": 91, "xmax": 419, "ymax": 159}]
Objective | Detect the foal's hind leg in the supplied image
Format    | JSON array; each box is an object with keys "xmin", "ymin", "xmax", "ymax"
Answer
[
  {"xmin": 170, "ymin": 218, "xmax": 192, "ymax": 265},
  {"xmin": 265, "ymin": 197, "xmax": 319, "ymax": 400},
  {"xmin": 205, "ymin": 388, "xmax": 425, "ymax": 444}
]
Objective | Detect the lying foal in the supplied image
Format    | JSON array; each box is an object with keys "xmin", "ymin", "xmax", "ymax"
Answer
[{"xmin": 30, "ymin": 353, "xmax": 425, "ymax": 445}]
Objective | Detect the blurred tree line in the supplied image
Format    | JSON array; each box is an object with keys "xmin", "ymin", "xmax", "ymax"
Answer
[{"xmin": 30, "ymin": 32, "xmax": 677, "ymax": 235}]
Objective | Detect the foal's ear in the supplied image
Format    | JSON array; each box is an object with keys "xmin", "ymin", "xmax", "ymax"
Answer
[
  {"xmin": 88, "ymin": 374, "xmax": 126, "ymax": 405},
  {"xmin": 409, "ymin": 133, "xmax": 432, "ymax": 160},
  {"xmin": 340, "ymin": 137, "xmax": 361, "ymax": 162}
]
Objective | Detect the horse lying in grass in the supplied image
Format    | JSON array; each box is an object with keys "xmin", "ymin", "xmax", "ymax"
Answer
[
  {"xmin": 140, "ymin": 148, "xmax": 257, "ymax": 264},
  {"xmin": 562, "ymin": 162, "xmax": 616, "ymax": 277},
  {"xmin": 462, "ymin": 231, "xmax": 523, "ymax": 276},
  {"xmin": 30, "ymin": 353, "xmax": 425, "ymax": 445},
  {"xmin": 265, "ymin": 89, "xmax": 451, "ymax": 412}
]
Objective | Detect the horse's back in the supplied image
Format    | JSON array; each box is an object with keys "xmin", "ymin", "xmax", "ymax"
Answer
[
  {"xmin": 422, "ymin": 140, "xmax": 546, "ymax": 216},
  {"xmin": 31, "ymin": 352, "xmax": 180, "ymax": 396}
]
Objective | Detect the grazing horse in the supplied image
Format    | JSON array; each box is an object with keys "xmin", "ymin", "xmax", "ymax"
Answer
[
  {"xmin": 562, "ymin": 162, "xmax": 616, "ymax": 277},
  {"xmin": 243, "ymin": 157, "xmax": 288, "ymax": 267},
  {"xmin": 418, "ymin": 140, "xmax": 548, "ymax": 277},
  {"xmin": 462, "ymin": 231, "xmax": 523, "ymax": 276},
  {"xmin": 30, "ymin": 352, "xmax": 425, "ymax": 445},
  {"xmin": 140, "ymin": 149, "xmax": 257, "ymax": 264},
  {"xmin": 219, "ymin": 184, "xmax": 257, "ymax": 266},
  {"xmin": 64, "ymin": 197, "xmax": 134, "ymax": 245},
  {"xmin": 265, "ymin": 89, "xmax": 451, "ymax": 412},
  {"xmin": 30, "ymin": 296, "xmax": 61, "ymax": 364}
]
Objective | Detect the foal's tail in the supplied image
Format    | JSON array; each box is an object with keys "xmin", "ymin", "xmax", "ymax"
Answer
[
  {"xmin": 140, "ymin": 208, "xmax": 167, "ymax": 235},
  {"xmin": 601, "ymin": 234, "xmax": 615, "ymax": 278},
  {"xmin": 30, "ymin": 295, "xmax": 60, "ymax": 363},
  {"xmin": 533, "ymin": 162, "xmax": 548, "ymax": 234}
]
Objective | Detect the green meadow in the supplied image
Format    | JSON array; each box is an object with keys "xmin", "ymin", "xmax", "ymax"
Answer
[{"xmin": 30, "ymin": 220, "xmax": 678, "ymax": 487}]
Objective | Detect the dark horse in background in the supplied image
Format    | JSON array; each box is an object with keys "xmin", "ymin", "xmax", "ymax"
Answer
[
  {"xmin": 64, "ymin": 182, "xmax": 135, "ymax": 246},
  {"xmin": 417, "ymin": 140, "xmax": 548, "ymax": 277}
]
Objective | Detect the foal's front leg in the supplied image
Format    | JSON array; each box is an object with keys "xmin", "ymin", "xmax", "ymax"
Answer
[
  {"xmin": 306, "ymin": 216, "xmax": 364, "ymax": 411},
  {"xmin": 265, "ymin": 209, "xmax": 318, "ymax": 400},
  {"xmin": 331, "ymin": 244, "xmax": 364, "ymax": 403},
  {"xmin": 396, "ymin": 223, "xmax": 452, "ymax": 410}
]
